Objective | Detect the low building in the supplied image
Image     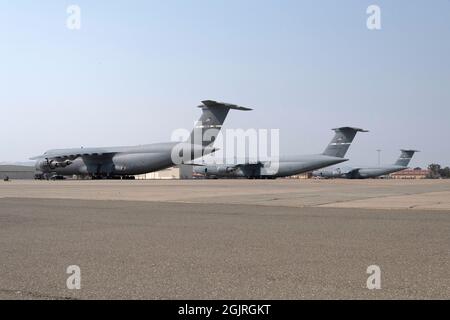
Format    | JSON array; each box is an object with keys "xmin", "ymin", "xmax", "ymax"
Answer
[
  {"xmin": 286, "ymin": 172, "xmax": 312, "ymax": 179},
  {"xmin": 134, "ymin": 167, "xmax": 179, "ymax": 180},
  {"xmin": 0, "ymin": 165, "xmax": 35, "ymax": 180},
  {"xmin": 134, "ymin": 165, "xmax": 193, "ymax": 180},
  {"xmin": 389, "ymin": 168, "xmax": 430, "ymax": 179}
]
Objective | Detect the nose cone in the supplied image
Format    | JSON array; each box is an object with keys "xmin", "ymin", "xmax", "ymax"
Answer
[
  {"xmin": 193, "ymin": 166, "xmax": 204, "ymax": 174},
  {"xmin": 34, "ymin": 159, "xmax": 45, "ymax": 173},
  {"xmin": 192, "ymin": 165, "xmax": 210, "ymax": 175}
]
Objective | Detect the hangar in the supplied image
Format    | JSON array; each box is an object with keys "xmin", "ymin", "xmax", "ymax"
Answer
[{"xmin": 0, "ymin": 165, "xmax": 35, "ymax": 180}]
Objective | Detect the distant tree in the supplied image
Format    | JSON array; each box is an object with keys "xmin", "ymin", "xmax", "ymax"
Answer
[
  {"xmin": 413, "ymin": 167, "xmax": 422, "ymax": 171},
  {"xmin": 427, "ymin": 164, "xmax": 441, "ymax": 179},
  {"xmin": 439, "ymin": 167, "xmax": 450, "ymax": 179}
]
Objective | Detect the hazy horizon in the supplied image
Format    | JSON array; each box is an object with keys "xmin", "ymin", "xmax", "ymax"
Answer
[{"xmin": 1, "ymin": 1, "xmax": 449, "ymax": 167}]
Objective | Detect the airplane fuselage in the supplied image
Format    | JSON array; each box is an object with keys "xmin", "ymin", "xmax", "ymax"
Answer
[
  {"xmin": 35, "ymin": 142, "xmax": 213, "ymax": 178},
  {"xmin": 348, "ymin": 165, "xmax": 407, "ymax": 179},
  {"xmin": 195, "ymin": 154, "xmax": 347, "ymax": 179},
  {"xmin": 314, "ymin": 165, "xmax": 408, "ymax": 179}
]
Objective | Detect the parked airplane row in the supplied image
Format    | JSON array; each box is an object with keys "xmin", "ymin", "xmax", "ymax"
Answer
[
  {"xmin": 194, "ymin": 126, "xmax": 368, "ymax": 179},
  {"xmin": 32, "ymin": 100, "xmax": 418, "ymax": 180}
]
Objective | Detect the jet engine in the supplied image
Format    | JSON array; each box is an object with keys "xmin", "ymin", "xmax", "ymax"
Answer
[
  {"xmin": 39, "ymin": 159, "xmax": 73, "ymax": 170},
  {"xmin": 211, "ymin": 165, "xmax": 237, "ymax": 174},
  {"xmin": 221, "ymin": 166, "xmax": 236, "ymax": 174}
]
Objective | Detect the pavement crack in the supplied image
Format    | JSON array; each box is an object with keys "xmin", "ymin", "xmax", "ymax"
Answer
[{"xmin": 0, "ymin": 288, "xmax": 79, "ymax": 300}]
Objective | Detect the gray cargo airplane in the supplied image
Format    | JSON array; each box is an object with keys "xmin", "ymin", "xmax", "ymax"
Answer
[
  {"xmin": 194, "ymin": 127, "xmax": 368, "ymax": 179},
  {"xmin": 31, "ymin": 100, "xmax": 252, "ymax": 179},
  {"xmin": 312, "ymin": 149, "xmax": 419, "ymax": 179}
]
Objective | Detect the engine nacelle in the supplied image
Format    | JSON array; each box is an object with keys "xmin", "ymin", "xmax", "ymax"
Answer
[
  {"xmin": 203, "ymin": 165, "xmax": 236, "ymax": 175},
  {"xmin": 217, "ymin": 166, "xmax": 236, "ymax": 174},
  {"xmin": 38, "ymin": 159, "xmax": 73, "ymax": 170},
  {"xmin": 54, "ymin": 160, "xmax": 72, "ymax": 168}
]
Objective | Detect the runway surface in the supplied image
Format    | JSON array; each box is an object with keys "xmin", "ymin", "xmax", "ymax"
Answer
[
  {"xmin": 2, "ymin": 179, "xmax": 450, "ymax": 210},
  {"xmin": 0, "ymin": 180, "xmax": 449, "ymax": 299}
]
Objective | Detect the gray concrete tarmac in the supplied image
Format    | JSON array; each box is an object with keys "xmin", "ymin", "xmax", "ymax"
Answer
[{"xmin": 0, "ymin": 193, "xmax": 448, "ymax": 299}]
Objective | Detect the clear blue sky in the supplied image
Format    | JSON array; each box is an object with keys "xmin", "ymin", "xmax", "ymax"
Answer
[{"xmin": 1, "ymin": 0, "xmax": 449, "ymax": 167}]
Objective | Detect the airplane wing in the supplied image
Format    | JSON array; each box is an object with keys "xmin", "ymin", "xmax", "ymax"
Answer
[
  {"xmin": 187, "ymin": 161, "xmax": 263, "ymax": 168},
  {"xmin": 221, "ymin": 163, "xmax": 262, "ymax": 174},
  {"xmin": 342, "ymin": 167, "xmax": 362, "ymax": 177},
  {"xmin": 30, "ymin": 148, "xmax": 117, "ymax": 161},
  {"xmin": 235, "ymin": 162, "xmax": 264, "ymax": 169},
  {"xmin": 182, "ymin": 162, "xmax": 208, "ymax": 167}
]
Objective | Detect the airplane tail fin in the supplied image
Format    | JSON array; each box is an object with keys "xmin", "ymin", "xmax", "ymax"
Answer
[
  {"xmin": 189, "ymin": 100, "xmax": 252, "ymax": 147},
  {"xmin": 322, "ymin": 127, "xmax": 368, "ymax": 158},
  {"xmin": 394, "ymin": 149, "xmax": 419, "ymax": 167}
]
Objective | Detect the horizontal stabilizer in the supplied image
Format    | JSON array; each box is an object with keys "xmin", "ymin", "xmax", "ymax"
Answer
[
  {"xmin": 331, "ymin": 127, "xmax": 369, "ymax": 133},
  {"xmin": 201, "ymin": 100, "xmax": 253, "ymax": 111}
]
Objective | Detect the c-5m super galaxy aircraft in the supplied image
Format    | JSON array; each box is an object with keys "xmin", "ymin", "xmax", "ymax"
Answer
[
  {"xmin": 31, "ymin": 100, "xmax": 252, "ymax": 179},
  {"xmin": 312, "ymin": 149, "xmax": 419, "ymax": 179},
  {"xmin": 194, "ymin": 127, "xmax": 368, "ymax": 179}
]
